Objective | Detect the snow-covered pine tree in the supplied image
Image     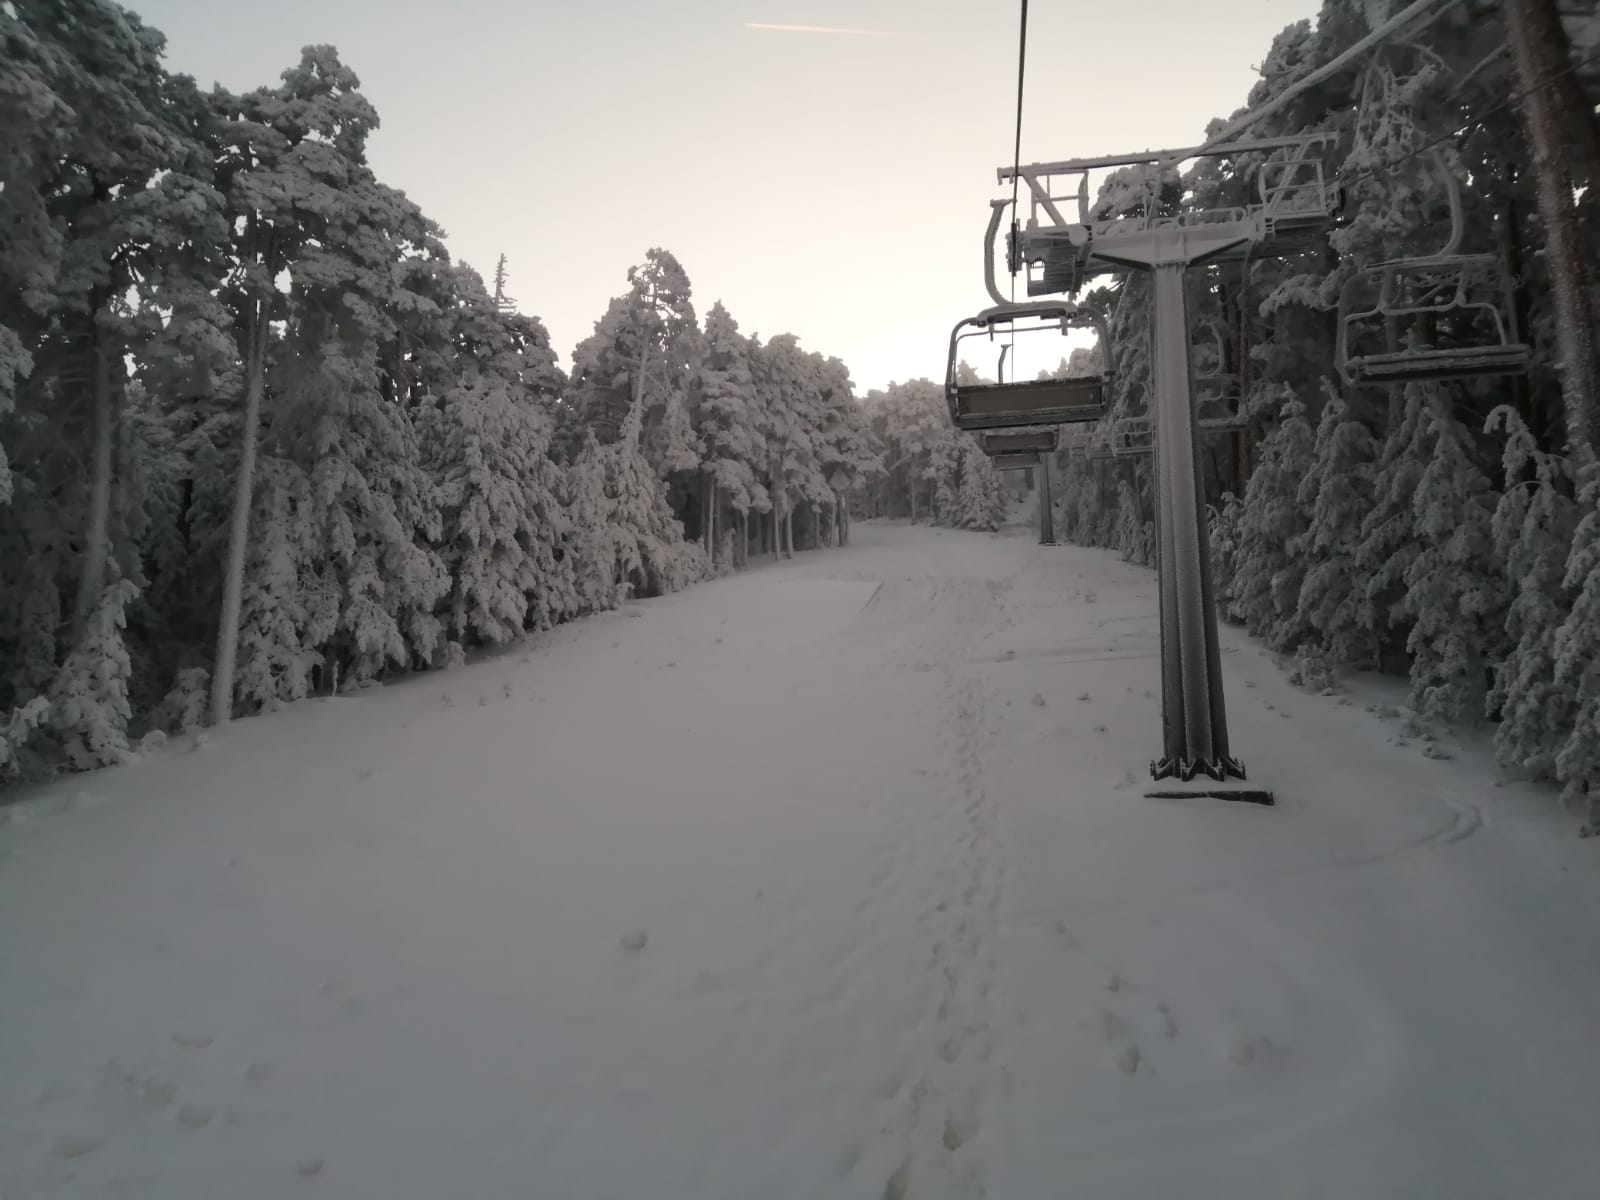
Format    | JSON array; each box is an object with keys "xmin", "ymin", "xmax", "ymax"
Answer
[
  {"xmin": 423, "ymin": 263, "xmax": 572, "ymax": 646},
  {"xmin": 264, "ymin": 145, "xmax": 451, "ymax": 691},
  {"xmin": 1553, "ymin": 465, "xmax": 1600, "ymax": 830},
  {"xmin": 0, "ymin": 2, "xmax": 232, "ymax": 745},
  {"xmin": 1227, "ymin": 387, "xmax": 1315, "ymax": 648},
  {"xmin": 205, "ymin": 64, "xmax": 334, "ymax": 723},
  {"xmin": 1294, "ymin": 383, "xmax": 1381, "ymax": 667},
  {"xmin": 1115, "ymin": 476, "xmax": 1141, "ymax": 562},
  {"xmin": 1485, "ymin": 406, "xmax": 1581, "ymax": 780},
  {"xmin": 47, "ymin": 579, "xmax": 139, "ymax": 770},
  {"xmin": 562, "ymin": 428, "xmax": 625, "ymax": 615},
  {"xmin": 232, "ymin": 460, "xmax": 316, "ymax": 712},
  {"xmin": 1356, "ymin": 381, "xmax": 1435, "ymax": 665},
  {"xmin": 491, "ymin": 253, "xmax": 517, "ymax": 314},
  {"xmin": 955, "ymin": 438, "xmax": 1001, "ymax": 531},
  {"xmin": 1208, "ymin": 491, "xmax": 1244, "ymax": 612},
  {"xmin": 567, "ymin": 250, "xmax": 700, "ymax": 467},
  {"xmin": 927, "ymin": 433, "xmax": 961, "ymax": 526},
  {"xmin": 1398, "ymin": 394, "xmax": 1506, "ymax": 723},
  {"xmin": 0, "ymin": 697, "xmax": 52, "ymax": 783},
  {"xmin": 759, "ymin": 335, "xmax": 834, "ymax": 550},
  {"xmin": 0, "ymin": 1, "xmax": 74, "ymax": 510},
  {"xmin": 812, "ymin": 354, "xmax": 878, "ymax": 545},
  {"xmin": 606, "ymin": 399, "xmax": 706, "ymax": 598},
  {"xmin": 693, "ymin": 302, "xmax": 769, "ymax": 560}
]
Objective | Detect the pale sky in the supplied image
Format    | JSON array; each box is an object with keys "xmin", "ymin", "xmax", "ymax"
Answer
[{"xmin": 131, "ymin": 0, "xmax": 1323, "ymax": 393}]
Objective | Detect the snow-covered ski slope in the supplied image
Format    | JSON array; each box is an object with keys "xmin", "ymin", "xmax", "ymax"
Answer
[{"xmin": 3, "ymin": 519, "xmax": 1598, "ymax": 1200}]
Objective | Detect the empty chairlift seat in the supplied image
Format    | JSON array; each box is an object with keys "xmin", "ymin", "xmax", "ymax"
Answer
[
  {"xmin": 1336, "ymin": 152, "xmax": 1532, "ymax": 387},
  {"xmin": 1337, "ymin": 255, "xmax": 1532, "ymax": 385},
  {"xmin": 982, "ymin": 429, "xmax": 1059, "ymax": 455},
  {"xmin": 1109, "ymin": 415, "xmax": 1152, "ymax": 456},
  {"xmin": 991, "ymin": 451, "xmax": 1043, "ymax": 471},
  {"xmin": 946, "ymin": 302, "xmax": 1111, "ymax": 432}
]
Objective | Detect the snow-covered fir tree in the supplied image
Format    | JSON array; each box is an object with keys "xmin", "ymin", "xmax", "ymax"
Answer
[
  {"xmin": 1398, "ymin": 394, "xmax": 1506, "ymax": 724},
  {"xmin": 1485, "ymin": 406, "xmax": 1581, "ymax": 780},
  {"xmin": 1294, "ymin": 384, "xmax": 1381, "ymax": 668},
  {"xmin": 1553, "ymin": 467, "xmax": 1600, "ymax": 828},
  {"xmin": 1227, "ymin": 388, "xmax": 1315, "ymax": 649}
]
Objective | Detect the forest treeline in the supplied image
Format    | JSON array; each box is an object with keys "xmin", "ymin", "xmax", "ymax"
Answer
[
  {"xmin": 0, "ymin": 2, "xmax": 992, "ymax": 780},
  {"xmin": 0, "ymin": 1, "xmax": 1027, "ymax": 782}
]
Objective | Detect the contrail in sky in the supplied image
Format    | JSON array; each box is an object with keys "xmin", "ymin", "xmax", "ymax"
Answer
[{"xmin": 744, "ymin": 22, "xmax": 923, "ymax": 38}]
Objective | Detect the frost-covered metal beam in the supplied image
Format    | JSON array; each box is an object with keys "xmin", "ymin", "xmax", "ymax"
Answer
[{"xmin": 996, "ymin": 134, "xmax": 1339, "ymax": 181}]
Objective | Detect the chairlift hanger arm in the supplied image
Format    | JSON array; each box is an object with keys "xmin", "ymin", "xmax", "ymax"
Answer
[{"xmin": 984, "ymin": 200, "xmax": 1013, "ymax": 307}]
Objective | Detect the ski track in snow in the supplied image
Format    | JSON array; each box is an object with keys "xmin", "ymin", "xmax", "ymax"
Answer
[{"xmin": 3, "ymin": 519, "xmax": 1600, "ymax": 1200}]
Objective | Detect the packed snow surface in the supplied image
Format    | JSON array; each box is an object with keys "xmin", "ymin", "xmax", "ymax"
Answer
[{"xmin": 4, "ymin": 519, "xmax": 1599, "ymax": 1199}]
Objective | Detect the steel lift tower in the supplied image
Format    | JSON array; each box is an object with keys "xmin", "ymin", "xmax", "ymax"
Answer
[{"xmin": 984, "ymin": 135, "xmax": 1341, "ymax": 788}]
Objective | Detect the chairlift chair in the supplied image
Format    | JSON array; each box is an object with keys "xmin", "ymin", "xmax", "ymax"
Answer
[
  {"xmin": 992, "ymin": 451, "xmax": 1043, "ymax": 472},
  {"xmin": 946, "ymin": 301, "xmax": 1112, "ymax": 432},
  {"xmin": 1110, "ymin": 415, "xmax": 1153, "ymax": 456},
  {"xmin": 1084, "ymin": 427, "xmax": 1116, "ymax": 461},
  {"xmin": 1060, "ymin": 428, "xmax": 1093, "ymax": 458},
  {"xmin": 1336, "ymin": 154, "xmax": 1531, "ymax": 386},
  {"xmin": 982, "ymin": 429, "xmax": 1059, "ymax": 456}
]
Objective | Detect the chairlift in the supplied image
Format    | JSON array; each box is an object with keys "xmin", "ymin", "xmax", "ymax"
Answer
[
  {"xmin": 1110, "ymin": 415, "xmax": 1152, "ymax": 456},
  {"xmin": 1336, "ymin": 154, "xmax": 1531, "ymax": 386},
  {"xmin": 1188, "ymin": 319, "xmax": 1250, "ymax": 430},
  {"xmin": 1084, "ymin": 427, "xmax": 1116, "ymax": 462},
  {"xmin": 1060, "ymin": 428, "xmax": 1094, "ymax": 458},
  {"xmin": 1094, "ymin": 407, "xmax": 1246, "ymax": 462},
  {"xmin": 1257, "ymin": 142, "xmax": 1342, "ymax": 226},
  {"xmin": 982, "ymin": 429, "xmax": 1059, "ymax": 455},
  {"xmin": 946, "ymin": 301, "xmax": 1112, "ymax": 432},
  {"xmin": 992, "ymin": 450, "xmax": 1043, "ymax": 472}
]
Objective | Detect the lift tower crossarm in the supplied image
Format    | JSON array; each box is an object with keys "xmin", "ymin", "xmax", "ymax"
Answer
[{"xmin": 996, "ymin": 133, "xmax": 1340, "ymax": 182}]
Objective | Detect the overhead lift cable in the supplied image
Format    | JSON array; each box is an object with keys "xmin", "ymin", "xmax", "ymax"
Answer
[
  {"xmin": 1001, "ymin": 0, "xmax": 1029, "ymax": 383},
  {"xmin": 1340, "ymin": 43, "xmax": 1600, "ymax": 191},
  {"xmin": 1162, "ymin": 0, "xmax": 1466, "ymax": 173}
]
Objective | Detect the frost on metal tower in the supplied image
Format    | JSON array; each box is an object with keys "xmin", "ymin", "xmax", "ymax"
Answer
[{"xmin": 995, "ymin": 135, "xmax": 1342, "ymax": 783}]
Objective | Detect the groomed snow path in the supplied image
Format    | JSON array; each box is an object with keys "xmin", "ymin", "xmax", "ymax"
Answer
[{"xmin": 4, "ymin": 519, "xmax": 1600, "ymax": 1200}]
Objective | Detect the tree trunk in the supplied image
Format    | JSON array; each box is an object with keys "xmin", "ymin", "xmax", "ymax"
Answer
[
  {"xmin": 71, "ymin": 325, "xmax": 116, "ymax": 643},
  {"xmin": 211, "ymin": 298, "xmax": 270, "ymax": 725},
  {"xmin": 739, "ymin": 508, "xmax": 748, "ymax": 567},
  {"xmin": 701, "ymin": 472, "xmax": 709, "ymax": 553},
  {"xmin": 1507, "ymin": 0, "xmax": 1600, "ymax": 467},
  {"xmin": 1550, "ymin": 35, "xmax": 1600, "ymax": 198},
  {"xmin": 1496, "ymin": 183, "xmax": 1540, "ymax": 447}
]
